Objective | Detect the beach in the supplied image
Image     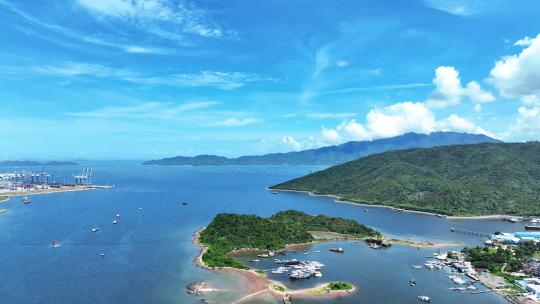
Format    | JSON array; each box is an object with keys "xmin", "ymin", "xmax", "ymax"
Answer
[{"xmin": 270, "ymin": 188, "xmax": 530, "ymax": 220}]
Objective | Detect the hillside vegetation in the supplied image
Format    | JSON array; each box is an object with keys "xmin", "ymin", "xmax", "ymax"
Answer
[
  {"xmin": 198, "ymin": 210, "xmax": 379, "ymax": 268},
  {"xmin": 271, "ymin": 142, "xmax": 540, "ymax": 216}
]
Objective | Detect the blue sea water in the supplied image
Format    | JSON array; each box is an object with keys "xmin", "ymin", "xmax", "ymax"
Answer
[{"xmin": 0, "ymin": 163, "xmax": 520, "ymax": 303}]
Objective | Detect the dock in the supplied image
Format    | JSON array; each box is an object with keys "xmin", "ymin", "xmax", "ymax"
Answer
[{"xmin": 450, "ymin": 228, "xmax": 490, "ymax": 238}]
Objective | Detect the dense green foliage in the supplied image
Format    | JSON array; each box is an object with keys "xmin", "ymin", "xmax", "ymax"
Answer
[
  {"xmin": 463, "ymin": 242, "xmax": 540, "ymax": 275},
  {"xmin": 144, "ymin": 132, "xmax": 498, "ymax": 165},
  {"xmin": 199, "ymin": 210, "xmax": 379, "ymax": 268},
  {"xmin": 272, "ymin": 142, "xmax": 540, "ymax": 216},
  {"xmin": 328, "ymin": 281, "xmax": 353, "ymax": 290}
]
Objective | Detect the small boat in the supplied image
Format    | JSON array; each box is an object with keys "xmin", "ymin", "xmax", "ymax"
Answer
[
  {"xmin": 525, "ymin": 225, "xmax": 540, "ymax": 231},
  {"xmin": 314, "ymin": 271, "xmax": 322, "ymax": 277},
  {"xmin": 506, "ymin": 217, "xmax": 520, "ymax": 223},
  {"xmin": 412, "ymin": 265, "xmax": 423, "ymax": 269},
  {"xmin": 272, "ymin": 191, "xmax": 278, "ymax": 195},
  {"xmin": 410, "ymin": 279, "xmax": 417, "ymax": 286},
  {"xmin": 182, "ymin": 202, "xmax": 188, "ymax": 205},
  {"xmin": 329, "ymin": 247, "xmax": 344, "ymax": 253},
  {"xmin": 22, "ymin": 196, "xmax": 31, "ymax": 204},
  {"xmin": 417, "ymin": 295, "xmax": 430, "ymax": 302},
  {"xmin": 138, "ymin": 207, "xmax": 143, "ymax": 211},
  {"xmin": 257, "ymin": 254, "xmax": 269, "ymax": 258},
  {"xmin": 91, "ymin": 228, "xmax": 99, "ymax": 233},
  {"xmin": 369, "ymin": 243, "xmax": 381, "ymax": 249},
  {"xmin": 396, "ymin": 208, "xmax": 404, "ymax": 212},
  {"xmin": 250, "ymin": 259, "xmax": 260, "ymax": 263},
  {"xmin": 315, "ymin": 250, "xmax": 320, "ymax": 253},
  {"xmin": 116, "ymin": 213, "xmax": 121, "ymax": 219},
  {"xmin": 112, "ymin": 220, "xmax": 118, "ymax": 224},
  {"xmin": 50, "ymin": 240, "xmax": 60, "ymax": 248},
  {"xmin": 304, "ymin": 251, "xmax": 309, "ymax": 255},
  {"xmin": 363, "ymin": 209, "xmax": 369, "ymax": 212},
  {"xmin": 531, "ymin": 218, "xmax": 540, "ymax": 223},
  {"xmin": 100, "ymin": 253, "xmax": 105, "ymax": 257}
]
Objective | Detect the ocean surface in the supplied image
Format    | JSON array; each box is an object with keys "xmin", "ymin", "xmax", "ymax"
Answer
[{"xmin": 0, "ymin": 162, "xmax": 524, "ymax": 303}]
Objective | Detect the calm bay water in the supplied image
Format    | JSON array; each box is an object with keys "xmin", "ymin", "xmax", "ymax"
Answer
[{"xmin": 0, "ymin": 162, "xmax": 521, "ymax": 303}]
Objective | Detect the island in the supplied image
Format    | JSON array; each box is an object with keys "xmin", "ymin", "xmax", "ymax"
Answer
[
  {"xmin": 192, "ymin": 210, "xmax": 376, "ymax": 302},
  {"xmin": 270, "ymin": 142, "xmax": 540, "ymax": 217},
  {"xmin": 143, "ymin": 132, "xmax": 499, "ymax": 166},
  {"xmin": 0, "ymin": 160, "xmax": 78, "ymax": 166}
]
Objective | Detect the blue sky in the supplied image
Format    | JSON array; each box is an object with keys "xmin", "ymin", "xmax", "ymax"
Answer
[{"xmin": 0, "ymin": 0, "xmax": 539, "ymax": 160}]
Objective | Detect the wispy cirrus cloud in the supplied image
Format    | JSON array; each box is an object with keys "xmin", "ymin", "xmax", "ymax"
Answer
[
  {"xmin": 211, "ymin": 118, "xmax": 258, "ymax": 127},
  {"xmin": 74, "ymin": 0, "xmax": 237, "ymax": 41},
  {"xmin": 422, "ymin": 0, "xmax": 494, "ymax": 16},
  {"xmin": 3, "ymin": 61, "xmax": 266, "ymax": 90},
  {"xmin": 68, "ymin": 101, "xmax": 219, "ymax": 119}
]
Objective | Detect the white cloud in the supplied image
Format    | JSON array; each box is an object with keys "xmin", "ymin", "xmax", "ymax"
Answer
[
  {"xmin": 490, "ymin": 34, "xmax": 540, "ymax": 99},
  {"xmin": 422, "ymin": 0, "xmax": 487, "ymax": 16},
  {"xmin": 320, "ymin": 102, "xmax": 490, "ymax": 143},
  {"xmin": 500, "ymin": 106, "xmax": 540, "ymax": 141},
  {"xmin": 68, "ymin": 101, "xmax": 218, "ymax": 119},
  {"xmin": 514, "ymin": 36, "xmax": 533, "ymax": 47},
  {"xmin": 321, "ymin": 128, "xmax": 342, "ymax": 143},
  {"xmin": 75, "ymin": 0, "xmax": 232, "ymax": 41},
  {"xmin": 17, "ymin": 62, "xmax": 264, "ymax": 90},
  {"xmin": 305, "ymin": 112, "xmax": 357, "ymax": 119},
  {"xmin": 281, "ymin": 136, "xmax": 302, "ymax": 150},
  {"xmin": 212, "ymin": 118, "xmax": 258, "ymax": 127},
  {"xmin": 336, "ymin": 60, "xmax": 348, "ymax": 67},
  {"xmin": 427, "ymin": 66, "xmax": 494, "ymax": 109}
]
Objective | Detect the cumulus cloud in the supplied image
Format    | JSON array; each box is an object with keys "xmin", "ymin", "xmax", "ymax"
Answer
[
  {"xmin": 427, "ymin": 66, "xmax": 495, "ymax": 109},
  {"xmin": 490, "ymin": 34, "xmax": 540, "ymax": 140},
  {"xmin": 490, "ymin": 34, "xmax": 540, "ymax": 99},
  {"xmin": 320, "ymin": 102, "xmax": 490, "ymax": 143}
]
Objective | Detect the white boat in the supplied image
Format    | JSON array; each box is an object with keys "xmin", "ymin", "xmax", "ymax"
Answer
[
  {"xmin": 315, "ymin": 250, "xmax": 320, "ymax": 253},
  {"xmin": 138, "ymin": 207, "xmax": 143, "ymax": 211},
  {"xmin": 268, "ymin": 251, "xmax": 275, "ymax": 257},
  {"xmin": 425, "ymin": 263, "xmax": 434, "ymax": 269},
  {"xmin": 314, "ymin": 271, "xmax": 322, "ymax": 277},
  {"xmin": 250, "ymin": 259, "xmax": 260, "ymax": 263},
  {"xmin": 100, "ymin": 253, "xmax": 105, "ymax": 257},
  {"xmin": 531, "ymin": 218, "xmax": 540, "ymax": 223},
  {"xmin": 257, "ymin": 254, "xmax": 269, "ymax": 258},
  {"xmin": 91, "ymin": 228, "xmax": 99, "ymax": 233},
  {"xmin": 116, "ymin": 213, "xmax": 121, "ymax": 218},
  {"xmin": 417, "ymin": 295, "xmax": 430, "ymax": 302},
  {"xmin": 412, "ymin": 265, "xmax": 423, "ymax": 269},
  {"xmin": 112, "ymin": 220, "xmax": 118, "ymax": 224}
]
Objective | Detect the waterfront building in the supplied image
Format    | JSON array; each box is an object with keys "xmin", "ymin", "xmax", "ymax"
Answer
[{"xmin": 516, "ymin": 278, "xmax": 540, "ymax": 299}]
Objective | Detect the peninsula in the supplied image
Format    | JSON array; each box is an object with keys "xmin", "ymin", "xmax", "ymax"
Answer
[{"xmin": 271, "ymin": 142, "xmax": 540, "ymax": 217}]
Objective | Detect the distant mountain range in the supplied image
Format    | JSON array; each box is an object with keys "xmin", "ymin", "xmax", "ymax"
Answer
[
  {"xmin": 0, "ymin": 160, "xmax": 78, "ymax": 166},
  {"xmin": 270, "ymin": 142, "xmax": 540, "ymax": 216},
  {"xmin": 143, "ymin": 132, "xmax": 501, "ymax": 166}
]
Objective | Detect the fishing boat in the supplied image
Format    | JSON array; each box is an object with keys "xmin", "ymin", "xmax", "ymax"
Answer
[
  {"xmin": 329, "ymin": 247, "xmax": 344, "ymax": 253},
  {"xmin": 417, "ymin": 295, "xmax": 430, "ymax": 302},
  {"xmin": 22, "ymin": 196, "xmax": 31, "ymax": 204}
]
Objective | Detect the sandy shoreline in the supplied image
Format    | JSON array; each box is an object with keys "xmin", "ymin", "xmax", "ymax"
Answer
[
  {"xmin": 269, "ymin": 188, "xmax": 528, "ymax": 220},
  {"xmin": 1, "ymin": 185, "xmax": 112, "ymax": 199},
  {"xmin": 192, "ymin": 228, "xmax": 358, "ymax": 303}
]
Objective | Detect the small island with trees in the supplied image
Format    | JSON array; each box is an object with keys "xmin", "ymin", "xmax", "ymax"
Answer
[
  {"xmin": 197, "ymin": 210, "xmax": 380, "ymax": 269},
  {"xmin": 192, "ymin": 210, "xmax": 374, "ymax": 301}
]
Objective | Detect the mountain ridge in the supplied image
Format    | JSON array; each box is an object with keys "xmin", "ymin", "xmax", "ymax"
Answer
[{"xmin": 143, "ymin": 131, "xmax": 501, "ymax": 165}]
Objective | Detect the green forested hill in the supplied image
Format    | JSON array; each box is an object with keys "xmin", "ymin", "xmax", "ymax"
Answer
[
  {"xmin": 271, "ymin": 143, "xmax": 540, "ymax": 216},
  {"xmin": 199, "ymin": 210, "xmax": 379, "ymax": 268}
]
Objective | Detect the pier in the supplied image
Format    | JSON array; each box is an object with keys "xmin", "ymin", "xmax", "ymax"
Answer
[{"xmin": 450, "ymin": 228, "xmax": 490, "ymax": 238}]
